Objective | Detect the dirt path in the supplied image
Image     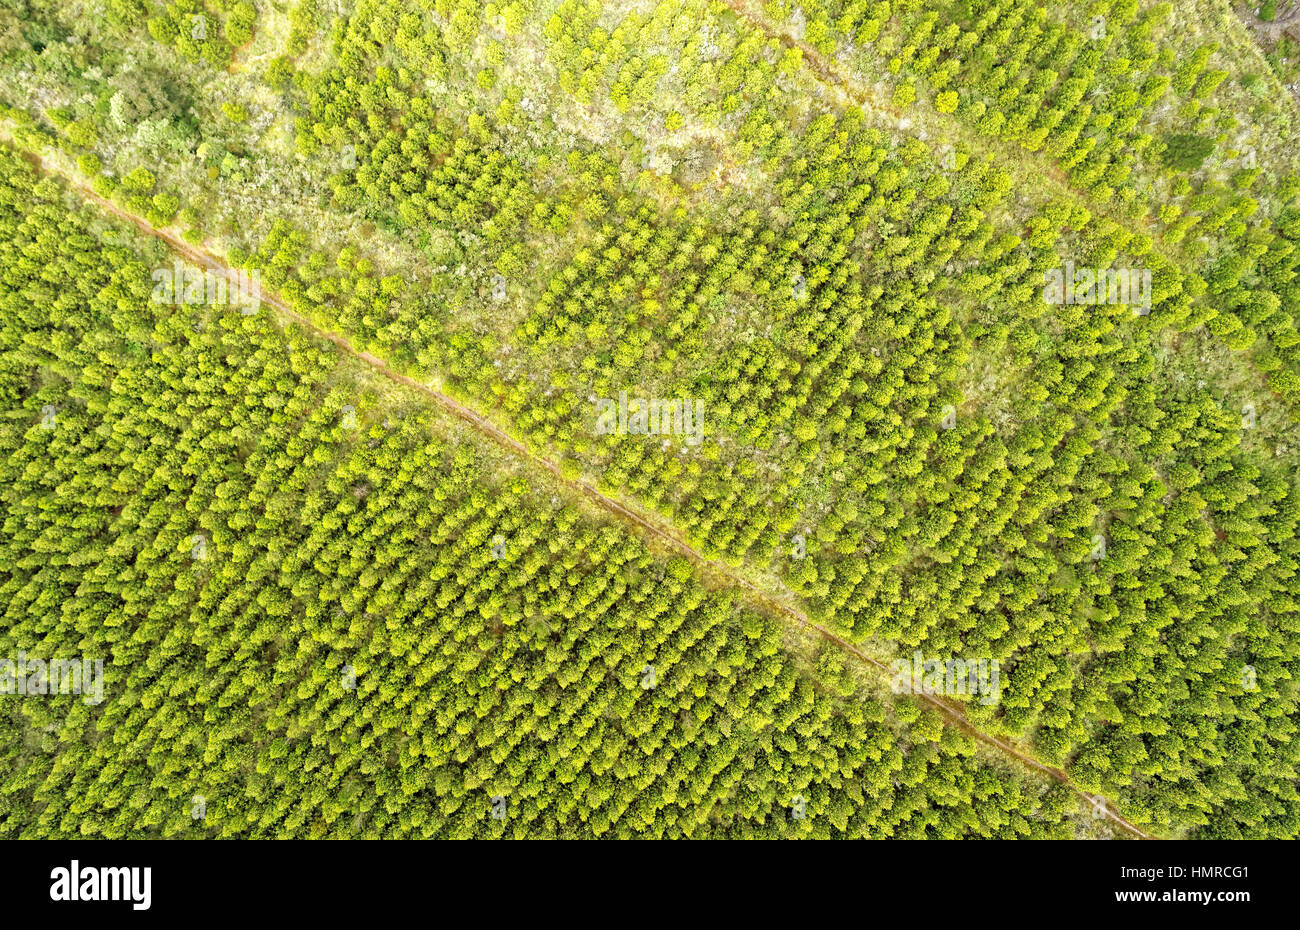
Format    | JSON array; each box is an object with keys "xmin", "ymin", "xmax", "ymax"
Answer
[
  {"xmin": 11, "ymin": 138, "xmax": 1153, "ymax": 840},
  {"xmin": 718, "ymin": 0, "xmax": 1145, "ymax": 221}
]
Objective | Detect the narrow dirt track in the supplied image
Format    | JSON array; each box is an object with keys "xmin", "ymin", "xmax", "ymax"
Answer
[
  {"xmin": 12, "ymin": 140, "xmax": 1153, "ymax": 840},
  {"xmin": 716, "ymin": 0, "xmax": 1125, "ymax": 217}
]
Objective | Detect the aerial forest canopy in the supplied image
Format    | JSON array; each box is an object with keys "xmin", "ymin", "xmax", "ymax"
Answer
[{"xmin": 0, "ymin": 0, "xmax": 1297, "ymax": 840}]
